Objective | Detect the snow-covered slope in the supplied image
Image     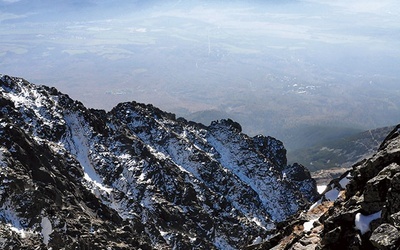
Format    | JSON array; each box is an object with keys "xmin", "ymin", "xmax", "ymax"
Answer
[{"xmin": 0, "ymin": 74, "xmax": 318, "ymax": 249}]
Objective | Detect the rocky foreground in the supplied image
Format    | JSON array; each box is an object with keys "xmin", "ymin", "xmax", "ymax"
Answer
[{"xmin": 250, "ymin": 125, "xmax": 400, "ymax": 249}]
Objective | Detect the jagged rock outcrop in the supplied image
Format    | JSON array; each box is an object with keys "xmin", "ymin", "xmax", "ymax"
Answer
[
  {"xmin": 0, "ymin": 74, "xmax": 318, "ymax": 249},
  {"xmin": 253, "ymin": 124, "xmax": 400, "ymax": 249}
]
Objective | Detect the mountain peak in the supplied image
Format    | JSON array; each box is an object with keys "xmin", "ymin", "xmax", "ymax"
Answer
[{"xmin": 0, "ymin": 74, "xmax": 317, "ymax": 249}]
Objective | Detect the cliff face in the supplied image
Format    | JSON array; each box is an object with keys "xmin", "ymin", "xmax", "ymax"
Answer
[
  {"xmin": 254, "ymin": 125, "xmax": 400, "ymax": 250},
  {"xmin": 0, "ymin": 74, "xmax": 317, "ymax": 249}
]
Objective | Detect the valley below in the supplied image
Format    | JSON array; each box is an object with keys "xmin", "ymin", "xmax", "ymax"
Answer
[{"xmin": 1, "ymin": 0, "xmax": 400, "ymax": 248}]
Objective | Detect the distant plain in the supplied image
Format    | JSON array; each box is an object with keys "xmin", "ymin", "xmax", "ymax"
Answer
[{"xmin": 1, "ymin": 0, "xmax": 400, "ymax": 163}]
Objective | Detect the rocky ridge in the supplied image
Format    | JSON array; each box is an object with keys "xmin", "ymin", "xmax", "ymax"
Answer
[
  {"xmin": 251, "ymin": 124, "xmax": 400, "ymax": 249},
  {"xmin": 0, "ymin": 74, "xmax": 318, "ymax": 249}
]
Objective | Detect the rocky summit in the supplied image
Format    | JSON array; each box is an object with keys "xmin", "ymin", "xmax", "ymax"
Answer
[
  {"xmin": 250, "ymin": 125, "xmax": 400, "ymax": 249},
  {"xmin": 0, "ymin": 74, "xmax": 318, "ymax": 249}
]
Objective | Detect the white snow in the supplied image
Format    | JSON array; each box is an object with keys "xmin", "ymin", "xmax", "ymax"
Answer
[
  {"xmin": 2, "ymin": 80, "xmax": 64, "ymax": 133},
  {"xmin": 0, "ymin": 201, "xmax": 31, "ymax": 238},
  {"xmin": 41, "ymin": 216, "xmax": 53, "ymax": 246},
  {"xmin": 303, "ymin": 218, "xmax": 318, "ymax": 232},
  {"xmin": 309, "ymin": 199, "xmax": 321, "ymax": 211},
  {"xmin": 146, "ymin": 145, "xmax": 168, "ymax": 161},
  {"xmin": 252, "ymin": 236, "xmax": 263, "ymax": 244},
  {"xmin": 159, "ymin": 230, "xmax": 169, "ymax": 237},
  {"xmin": 252, "ymin": 217, "xmax": 267, "ymax": 230},
  {"xmin": 317, "ymin": 185, "xmax": 327, "ymax": 194},
  {"xmin": 159, "ymin": 230, "xmax": 173, "ymax": 245},
  {"xmin": 355, "ymin": 210, "xmax": 381, "ymax": 235},
  {"xmin": 8, "ymin": 225, "xmax": 28, "ymax": 238},
  {"xmin": 63, "ymin": 113, "xmax": 112, "ymax": 194},
  {"xmin": 138, "ymin": 172, "xmax": 147, "ymax": 182},
  {"xmin": 206, "ymin": 133, "xmax": 284, "ymax": 223}
]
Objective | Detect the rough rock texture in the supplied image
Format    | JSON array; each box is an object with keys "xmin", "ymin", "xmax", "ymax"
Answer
[
  {"xmin": 370, "ymin": 223, "xmax": 400, "ymax": 249},
  {"xmin": 0, "ymin": 74, "xmax": 318, "ymax": 249},
  {"xmin": 251, "ymin": 124, "xmax": 400, "ymax": 249}
]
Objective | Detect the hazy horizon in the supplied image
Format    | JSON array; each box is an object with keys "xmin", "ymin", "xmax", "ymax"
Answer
[{"xmin": 2, "ymin": 0, "xmax": 400, "ymax": 151}]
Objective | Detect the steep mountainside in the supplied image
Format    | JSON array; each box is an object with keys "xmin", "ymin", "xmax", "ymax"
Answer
[
  {"xmin": 251, "ymin": 124, "xmax": 400, "ymax": 249},
  {"xmin": 0, "ymin": 74, "xmax": 318, "ymax": 249}
]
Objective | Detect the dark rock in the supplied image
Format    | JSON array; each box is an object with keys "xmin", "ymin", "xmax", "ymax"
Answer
[
  {"xmin": 283, "ymin": 163, "xmax": 319, "ymax": 202},
  {"xmin": 266, "ymin": 124, "xmax": 400, "ymax": 250},
  {"xmin": 252, "ymin": 134, "xmax": 287, "ymax": 169},
  {"xmin": 348, "ymin": 233, "xmax": 362, "ymax": 250},
  {"xmin": 321, "ymin": 227, "xmax": 341, "ymax": 245},
  {"xmin": 209, "ymin": 118, "xmax": 242, "ymax": 133}
]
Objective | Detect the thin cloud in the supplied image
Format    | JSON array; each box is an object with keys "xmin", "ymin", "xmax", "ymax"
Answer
[
  {"xmin": 1, "ymin": 0, "xmax": 22, "ymax": 3},
  {"xmin": 304, "ymin": 0, "xmax": 397, "ymax": 15},
  {"xmin": 0, "ymin": 12, "xmax": 26, "ymax": 22}
]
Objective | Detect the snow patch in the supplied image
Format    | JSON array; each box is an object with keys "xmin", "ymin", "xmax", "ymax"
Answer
[
  {"xmin": 8, "ymin": 225, "xmax": 28, "ymax": 238},
  {"xmin": 147, "ymin": 145, "xmax": 168, "ymax": 160},
  {"xmin": 0, "ymin": 201, "xmax": 30, "ymax": 238},
  {"xmin": 206, "ymin": 133, "xmax": 283, "ymax": 224},
  {"xmin": 252, "ymin": 217, "xmax": 267, "ymax": 230},
  {"xmin": 2, "ymin": 80, "xmax": 63, "ymax": 131},
  {"xmin": 138, "ymin": 172, "xmax": 147, "ymax": 182},
  {"xmin": 41, "ymin": 216, "xmax": 53, "ymax": 246},
  {"xmin": 252, "ymin": 236, "xmax": 263, "ymax": 245},
  {"xmin": 303, "ymin": 218, "xmax": 318, "ymax": 232},
  {"xmin": 63, "ymin": 113, "xmax": 112, "ymax": 194},
  {"xmin": 159, "ymin": 230, "xmax": 173, "ymax": 245},
  {"xmin": 355, "ymin": 210, "xmax": 381, "ymax": 235},
  {"xmin": 317, "ymin": 185, "xmax": 327, "ymax": 194}
]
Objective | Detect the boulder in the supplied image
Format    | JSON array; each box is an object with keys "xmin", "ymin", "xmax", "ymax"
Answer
[{"xmin": 370, "ymin": 223, "xmax": 400, "ymax": 250}]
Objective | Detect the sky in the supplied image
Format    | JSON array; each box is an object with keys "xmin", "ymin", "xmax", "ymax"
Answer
[{"xmin": 1, "ymin": 0, "xmax": 400, "ymax": 149}]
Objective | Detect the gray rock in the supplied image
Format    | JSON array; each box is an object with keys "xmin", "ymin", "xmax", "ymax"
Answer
[
  {"xmin": 377, "ymin": 163, "xmax": 400, "ymax": 179},
  {"xmin": 390, "ymin": 211, "xmax": 400, "ymax": 229},
  {"xmin": 370, "ymin": 223, "xmax": 400, "ymax": 250},
  {"xmin": 362, "ymin": 174, "xmax": 390, "ymax": 213},
  {"xmin": 387, "ymin": 173, "xmax": 400, "ymax": 214},
  {"xmin": 292, "ymin": 242, "xmax": 318, "ymax": 250}
]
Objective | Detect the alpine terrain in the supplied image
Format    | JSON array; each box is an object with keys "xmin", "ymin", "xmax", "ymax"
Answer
[
  {"xmin": 250, "ymin": 125, "xmax": 400, "ymax": 249},
  {"xmin": 0, "ymin": 74, "xmax": 318, "ymax": 249}
]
